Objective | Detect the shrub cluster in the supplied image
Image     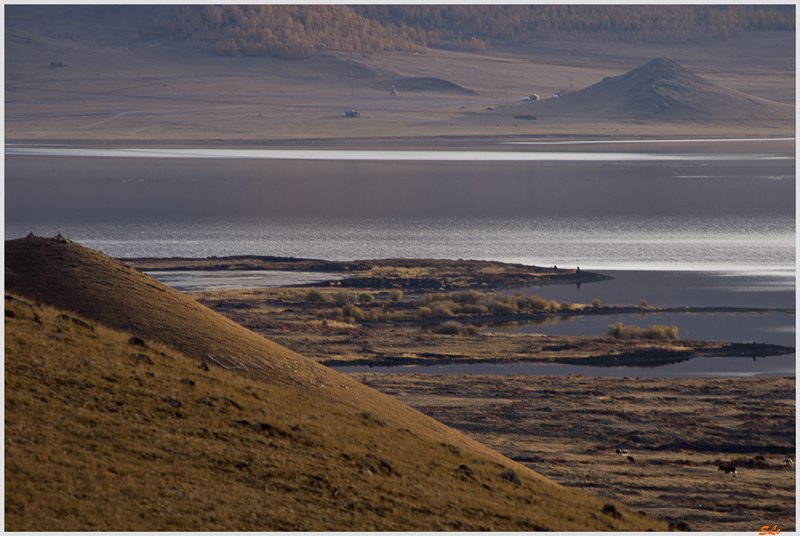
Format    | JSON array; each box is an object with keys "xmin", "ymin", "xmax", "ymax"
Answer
[
  {"xmin": 431, "ymin": 321, "xmax": 480, "ymax": 336},
  {"xmin": 333, "ymin": 291, "xmax": 355, "ymax": 304},
  {"xmin": 387, "ymin": 289, "xmax": 404, "ymax": 302},
  {"xmin": 641, "ymin": 325, "xmax": 679, "ymax": 340},
  {"xmin": 305, "ymin": 290, "xmax": 332, "ymax": 303},
  {"xmin": 318, "ymin": 304, "xmax": 365, "ymax": 322},
  {"xmin": 606, "ymin": 322, "xmax": 678, "ymax": 340},
  {"xmin": 319, "ymin": 305, "xmax": 411, "ymax": 324},
  {"xmin": 419, "ymin": 290, "xmax": 559, "ymax": 318}
]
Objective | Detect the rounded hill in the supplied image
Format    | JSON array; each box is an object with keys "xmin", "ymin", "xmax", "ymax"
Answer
[
  {"xmin": 514, "ymin": 57, "xmax": 794, "ymax": 121},
  {"xmin": 4, "ymin": 235, "xmax": 469, "ymax": 446}
]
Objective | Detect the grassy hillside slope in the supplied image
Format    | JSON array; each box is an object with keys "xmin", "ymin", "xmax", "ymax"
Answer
[
  {"xmin": 5, "ymin": 235, "xmax": 496, "ymax": 455},
  {"xmin": 5, "ymin": 292, "xmax": 666, "ymax": 531},
  {"xmin": 4, "ymin": 235, "xmax": 668, "ymax": 530}
]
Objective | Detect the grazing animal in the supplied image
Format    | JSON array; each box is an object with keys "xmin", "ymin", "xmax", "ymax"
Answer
[
  {"xmin": 754, "ymin": 455, "xmax": 766, "ymax": 462},
  {"xmin": 616, "ymin": 448, "xmax": 628, "ymax": 456},
  {"xmin": 718, "ymin": 465, "xmax": 737, "ymax": 475},
  {"xmin": 627, "ymin": 455, "xmax": 635, "ymax": 463},
  {"xmin": 782, "ymin": 458, "xmax": 793, "ymax": 467}
]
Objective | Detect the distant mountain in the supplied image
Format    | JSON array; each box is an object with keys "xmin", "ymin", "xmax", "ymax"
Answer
[{"xmin": 519, "ymin": 57, "xmax": 794, "ymax": 121}]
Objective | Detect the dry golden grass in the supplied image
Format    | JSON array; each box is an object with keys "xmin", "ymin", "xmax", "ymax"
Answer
[{"xmin": 5, "ymin": 293, "xmax": 668, "ymax": 531}]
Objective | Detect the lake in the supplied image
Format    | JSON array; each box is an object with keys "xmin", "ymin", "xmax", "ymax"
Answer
[
  {"xmin": 144, "ymin": 270, "xmax": 346, "ymax": 293},
  {"xmin": 5, "ymin": 140, "xmax": 795, "ymax": 376},
  {"xmin": 5, "ymin": 141, "xmax": 794, "ymax": 270},
  {"xmin": 492, "ymin": 269, "xmax": 795, "ymax": 347}
]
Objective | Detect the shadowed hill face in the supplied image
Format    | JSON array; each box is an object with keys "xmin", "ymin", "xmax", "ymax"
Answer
[{"xmin": 520, "ymin": 57, "xmax": 794, "ymax": 120}]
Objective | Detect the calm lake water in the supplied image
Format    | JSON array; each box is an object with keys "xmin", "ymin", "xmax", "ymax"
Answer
[
  {"xmin": 144, "ymin": 270, "xmax": 345, "ymax": 293},
  {"xmin": 5, "ymin": 141, "xmax": 795, "ymax": 377},
  {"xmin": 493, "ymin": 270, "xmax": 795, "ymax": 348}
]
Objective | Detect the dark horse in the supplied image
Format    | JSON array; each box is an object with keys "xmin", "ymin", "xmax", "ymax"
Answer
[{"xmin": 718, "ymin": 465, "xmax": 737, "ymax": 475}]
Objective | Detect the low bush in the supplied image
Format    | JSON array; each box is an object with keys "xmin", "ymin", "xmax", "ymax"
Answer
[
  {"xmin": 606, "ymin": 322, "xmax": 640, "ymax": 339},
  {"xmin": 387, "ymin": 289, "xmax": 403, "ymax": 302},
  {"xmin": 342, "ymin": 304, "xmax": 364, "ymax": 321},
  {"xmin": 278, "ymin": 291, "xmax": 302, "ymax": 301},
  {"xmin": 464, "ymin": 324, "xmax": 480, "ymax": 336},
  {"xmin": 430, "ymin": 302, "xmax": 455, "ymax": 317},
  {"xmin": 432, "ymin": 321, "xmax": 479, "ymax": 336},
  {"xmin": 433, "ymin": 320, "xmax": 463, "ymax": 335},
  {"xmin": 491, "ymin": 301, "xmax": 518, "ymax": 315},
  {"xmin": 449, "ymin": 290, "xmax": 483, "ymax": 304},
  {"xmin": 528, "ymin": 295, "xmax": 549, "ymax": 310},
  {"xmin": 305, "ymin": 290, "xmax": 332, "ymax": 302},
  {"xmin": 358, "ymin": 293, "xmax": 375, "ymax": 303},
  {"xmin": 422, "ymin": 292, "xmax": 449, "ymax": 304},
  {"xmin": 607, "ymin": 322, "xmax": 679, "ymax": 340},
  {"xmin": 591, "ymin": 299, "xmax": 603, "ymax": 308},
  {"xmin": 333, "ymin": 291, "xmax": 355, "ymax": 304},
  {"xmin": 367, "ymin": 309, "xmax": 386, "ymax": 322},
  {"xmin": 639, "ymin": 299, "xmax": 650, "ymax": 308},
  {"xmin": 641, "ymin": 325, "xmax": 679, "ymax": 340},
  {"xmin": 457, "ymin": 304, "xmax": 489, "ymax": 315},
  {"xmin": 560, "ymin": 302, "xmax": 575, "ymax": 310}
]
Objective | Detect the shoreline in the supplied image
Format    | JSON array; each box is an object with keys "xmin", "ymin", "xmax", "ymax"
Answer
[
  {"xmin": 120, "ymin": 255, "xmax": 795, "ymax": 373},
  {"xmin": 317, "ymin": 340, "xmax": 794, "ymax": 369},
  {"xmin": 5, "ymin": 135, "xmax": 795, "ymax": 153}
]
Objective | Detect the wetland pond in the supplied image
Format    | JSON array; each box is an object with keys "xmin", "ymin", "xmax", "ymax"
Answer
[{"xmin": 5, "ymin": 140, "xmax": 795, "ymax": 377}]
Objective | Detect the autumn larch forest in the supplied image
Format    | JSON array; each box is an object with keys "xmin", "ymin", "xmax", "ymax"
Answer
[{"xmin": 169, "ymin": 5, "xmax": 795, "ymax": 60}]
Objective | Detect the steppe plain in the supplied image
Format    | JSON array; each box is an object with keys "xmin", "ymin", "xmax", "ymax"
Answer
[
  {"xmin": 5, "ymin": 8, "xmax": 796, "ymax": 532},
  {"xmin": 4, "ymin": 12, "xmax": 795, "ymax": 144}
]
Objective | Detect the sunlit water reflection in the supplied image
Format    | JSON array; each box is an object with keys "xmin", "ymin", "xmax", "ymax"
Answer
[{"xmin": 6, "ymin": 144, "xmax": 794, "ymax": 377}]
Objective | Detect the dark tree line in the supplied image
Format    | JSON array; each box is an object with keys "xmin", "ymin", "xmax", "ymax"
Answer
[{"xmin": 169, "ymin": 5, "xmax": 794, "ymax": 59}]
